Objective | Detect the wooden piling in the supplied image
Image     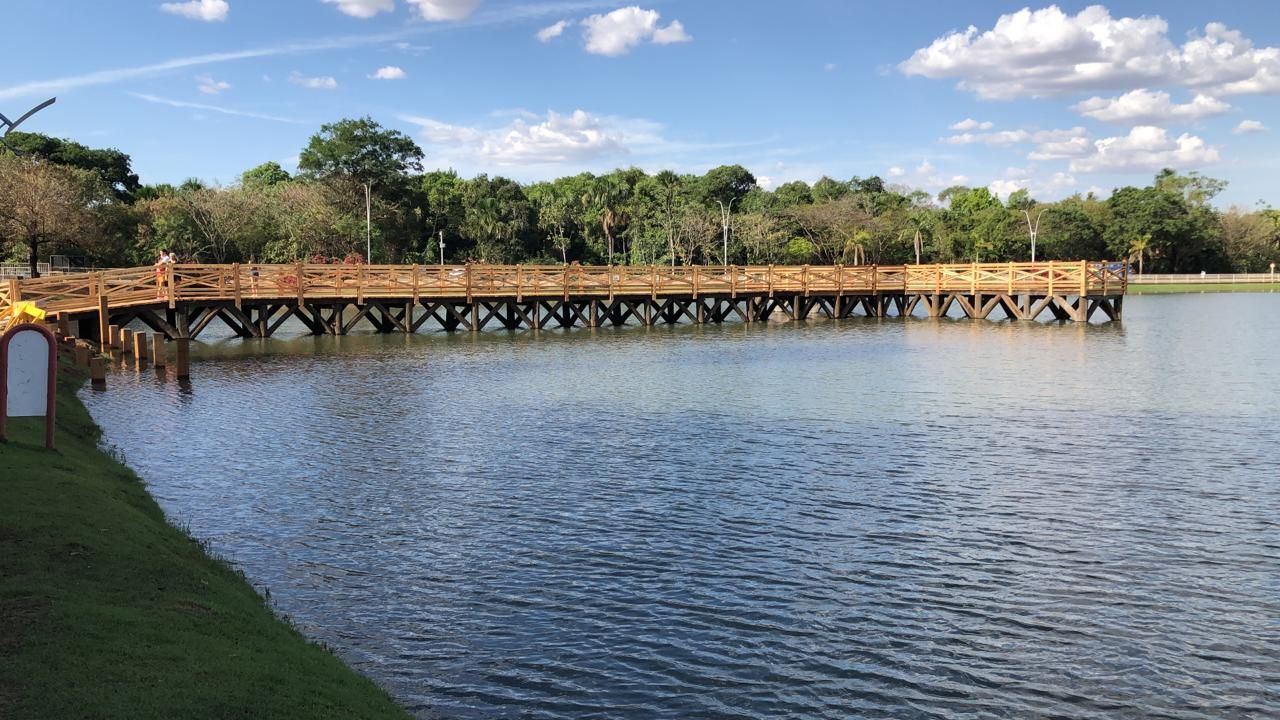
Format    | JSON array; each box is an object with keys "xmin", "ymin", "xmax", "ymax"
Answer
[
  {"xmin": 120, "ymin": 328, "xmax": 134, "ymax": 354},
  {"xmin": 107, "ymin": 324, "xmax": 121, "ymax": 350},
  {"xmin": 152, "ymin": 333, "xmax": 166, "ymax": 368},
  {"xmin": 89, "ymin": 356, "xmax": 107, "ymax": 388},
  {"xmin": 74, "ymin": 344, "xmax": 91, "ymax": 370},
  {"xmin": 175, "ymin": 337, "xmax": 190, "ymax": 379},
  {"xmin": 133, "ymin": 332, "xmax": 149, "ymax": 365},
  {"xmin": 97, "ymin": 295, "xmax": 109, "ymax": 349}
]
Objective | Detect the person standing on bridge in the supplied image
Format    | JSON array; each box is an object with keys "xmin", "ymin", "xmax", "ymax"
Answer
[{"xmin": 155, "ymin": 249, "xmax": 174, "ymax": 299}]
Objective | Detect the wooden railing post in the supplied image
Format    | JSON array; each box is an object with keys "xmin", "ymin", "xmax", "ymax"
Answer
[
  {"xmin": 1048, "ymin": 261, "xmax": 1055, "ymax": 294},
  {"xmin": 802, "ymin": 265, "xmax": 810, "ymax": 296},
  {"xmin": 1008, "ymin": 261, "xmax": 1014, "ymax": 295},
  {"xmin": 730, "ymin": 265, "xmax": 737, "ymax": 298},
  {"xmin": 692, "ymin": 265, "xmax": 700, "ymax": 299},
  {"xmin": 767, "ymin": 264, "xmax": 774, "ymax": 298},
  {"xmin": 232, "ymin": 262, "xmax": 242, "ymax": 308},
  {"xmin": 836, "ymin": 264, "xmax": 844, "ymax": 295},
  {"xmin": 412, "ymin": 264, "xmax": 420, "ymax": 305},
  {"xmin": 295, "ymin": 262, "xmax": 305, "ymax": 306},
  {"xmin": 651, "ymin": 264, "xmax": 658, "ymax": 301},
  {"xmin": 465, "ymin": 264, "xmax": 473, "ymax": 303},
  {"xmin": 167, "ymin": 263, "xmax": 177, "ymax": 309},
  {"xmin": 516, "ymin": 266, "xmax": 524, "ymax": 303},
  {"xmin": 1079, "ymin": 259, "xmax": 1087, "ymax": 297},
  {"xmin": 970, "ymin": 262, "xmax": 977, "ymax": 295}
]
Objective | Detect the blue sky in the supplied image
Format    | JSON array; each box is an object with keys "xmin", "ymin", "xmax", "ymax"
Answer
[{"xmin": 3, "ymin": 1, "xmax": 1279, "ymax": 206}]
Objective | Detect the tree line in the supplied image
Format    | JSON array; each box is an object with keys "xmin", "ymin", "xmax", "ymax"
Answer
[{"xmin": 2, "ymin": 116, "xmax": 1278, "ymax": 277}]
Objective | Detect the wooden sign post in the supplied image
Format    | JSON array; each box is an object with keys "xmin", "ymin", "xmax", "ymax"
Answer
[{"xmin": 0, "ymin": 323, "xmax": 58, "ymax": 449}]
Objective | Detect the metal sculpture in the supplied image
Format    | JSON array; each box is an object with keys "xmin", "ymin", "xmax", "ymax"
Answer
[{"xmin": 0, "ymin": 97, "xmax": 57, "ymax": 152}]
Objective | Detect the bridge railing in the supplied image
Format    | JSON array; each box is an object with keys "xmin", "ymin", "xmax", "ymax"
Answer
[{"xmin": 1, "ymin": 261, "xmax": 1127, "ymax": 320}]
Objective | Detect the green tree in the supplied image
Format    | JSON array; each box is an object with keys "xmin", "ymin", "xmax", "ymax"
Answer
[
  {"xmin": 297, "ymin": 117, "xmax": 425, "ymax": 261},
  {"xmin": 240, "ymin": 161, "xmax": 291, "ymax": 189},
  {"xmin": 2, "ymin": 131, "xmax": 140, "ymax": 201},
  {"xmin": 0, "ymin": 156, "xmax": 111, "ymax": 276}
]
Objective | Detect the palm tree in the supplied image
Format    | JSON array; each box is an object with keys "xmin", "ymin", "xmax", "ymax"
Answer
[
  {"xmin": 1128, "ymin": 233, "xmax": 1151, "ymax": 275},
  {"xmin": 582, "ymin": 177, "xmax": 630, "ymax": 265},
  {"xmin": 655, "ymin": 170, "xmax": 681, "ymax": 267}
]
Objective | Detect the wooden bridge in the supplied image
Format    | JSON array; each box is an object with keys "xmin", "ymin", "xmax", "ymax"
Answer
[{"xmin": 2, "ymin": 261, "xmax": 1126, "ymax": 342}]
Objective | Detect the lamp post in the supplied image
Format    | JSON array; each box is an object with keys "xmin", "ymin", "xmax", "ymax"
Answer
[
  {"xmin": 714, "ymin": 196, "xmax": 739, "ymax": 266},
  {"xmin": 363, "ymin": 181, "xmax": 372, "ymax": 264},
  {"xmin": 1023, "ymin": 208, "xmax": 1047, "ymax": 262},
  {"xmin": 439, "ymin": 230, "xmax": 445, "ymax": 265}
]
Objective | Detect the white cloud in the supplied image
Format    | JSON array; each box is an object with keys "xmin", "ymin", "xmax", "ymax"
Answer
[
  {"xmin": 1070, "ymin": 126, "xmax": 1219, "ymax": 174},
  {"xmin": 1028, "ymin": 136, "xmax": 1092, "ymax": 161},
  {"xmin": 369, "ymin": 65, "xmax": 407, "ymax": 80},
  {"xmin": 988, "ymin": 179, "xmax": 1024, "ymax": 199},
  {"xmin": 322, "ymin": 0, "xmax": 394, "ymax": 18},
  {"xmin": 1233, "ymin": 119, "xmax": 1267, "ymax": 135},
  {"xmin": 950, "ymin": 118, "xmax": 993, "ymax": 131},
  {"xmin": 537, "ymin": 20, "xmax": 568, "ymax": 42},
  {"xmin": 290, "ymin": 72, "xmax": 338, "ymax": 89},
  {"xmin": 1072, "ymin": 89, "xmax": 1230, "ymax": 124},
  {"xmin": 406, "ymin": 0, "xmax": 479, "ymax": 21},
  {"xmin": 824, "ymin": 63, "xmax": 837, "ymax": 72},
  {"xmin": 400, "ymin": 108, "xmax": 674, "ymax": 168},
  {"xmin": 581, "ymin": 7, "xmax": 691, "ymax": 56},
  {"xmin": 887, "ymin": 159, "xmax": 970, "ymax": 190},
  {"xmin": 196, "ymin": 75, "xmax": 231, "ymax": 95},
  {"xmin": 989, "ymin": 170, "xmax": 1079, "ymax": 201},
  {"xmin": 131, "ymin": 93, "xmax": 307, "ymax": 124},
  {"xmin": 942, "ymin": 129, "xmax": 1029, "ymax": 145},
  {"xmin": 160, "ymin": 0, "xmax": 229, "ymax": 22},
  {"xmin": 900, "ymin": 5, "xmax": 1280, "ymax": 99}
]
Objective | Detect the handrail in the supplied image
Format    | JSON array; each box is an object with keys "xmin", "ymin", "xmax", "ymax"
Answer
[{"xmin": 0, "ymin": 261, "xmax": 1127, "ymax": 319}]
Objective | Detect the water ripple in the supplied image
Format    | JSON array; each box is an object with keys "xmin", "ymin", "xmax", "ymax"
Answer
[{"xmin": 84, "ymin": 294, "xmax": 1280, "ymax": 719}]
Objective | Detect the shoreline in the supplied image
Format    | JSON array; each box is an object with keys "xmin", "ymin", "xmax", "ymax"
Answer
[
  {"xmin": 0, "ymin": 368, "xmax": 410, "ymax": 719},
  {"xmin": 1128, "ymin": 282, "xmax": 1280, "ymax": 294}
]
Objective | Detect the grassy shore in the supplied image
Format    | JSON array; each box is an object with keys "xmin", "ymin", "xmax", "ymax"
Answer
[
  {"xmin": 1128, "ymin": 282, "xmax": 1280, "ymax": 295},
  {"xmin": 0, "ymin": 369, "xmax": 410, "ymax": 719}
]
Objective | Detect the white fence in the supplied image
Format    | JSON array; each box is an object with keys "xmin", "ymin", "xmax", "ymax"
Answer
[
  {"xmin": 0, "ymin": 263, "xmax": 100, "ymax": 280},
  {"xmin": 1129, "ymin": 273, "xmax": 1278, "ymax": 284}
]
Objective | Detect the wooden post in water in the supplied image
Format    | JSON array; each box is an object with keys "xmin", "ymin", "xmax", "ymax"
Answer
[
  {"xmin": 107, "ymin": 324, "xmax": 121, "ymax": 350},
  {"xmin": 74, "ymin": 344, "xmax": 91, "ymax": 369},
  {"xmin": 120, "ymin": 328, "xmax": 133, "ymax": 355},
  {"xmin": 98, "ymin": 295, "xmax": 110, "ymax": 348},
  {"xmin": 175, "ymin": 337, "xmax": 191, "ymax": 379},
  {"xmin": 89, "ymin": 356, "xmax": 106, "ymax": 388},
  {"xmin": 152, "ymin": 334, "xmax": 166, "ymax": 368},
  {"xmin": 133, "ymin": 332, "xmax": 149, "ymax": 365}
]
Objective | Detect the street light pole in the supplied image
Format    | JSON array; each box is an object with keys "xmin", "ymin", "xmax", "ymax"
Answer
[
  {"xmin": 439, "ymin": 230, "xmax": 445, "ymax": 265},
  {"xmin": 1023, "ymin": 208, "xmax": 1047, "ymax": 262},
  {"xmin": 715, "ymin": 196, "xmax": 738, "ymax": 266},
  {"xmin": 364, "ymin": 182, "xmax": 372, "ymax": 264}
]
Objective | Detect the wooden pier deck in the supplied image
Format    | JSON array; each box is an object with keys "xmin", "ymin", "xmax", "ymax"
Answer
[{"xmin": 3, "ymin": 261, "xmax": 1126, "ymax": 341}]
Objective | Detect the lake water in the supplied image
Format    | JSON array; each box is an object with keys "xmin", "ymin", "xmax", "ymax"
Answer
[{"xmin": 83, "ymin": 294, "xmax": 1280, "ymax": 719}]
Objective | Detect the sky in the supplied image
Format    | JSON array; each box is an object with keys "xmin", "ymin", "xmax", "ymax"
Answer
[{"xmin": 2, "ymin": 0, "xmax": 1279, "ymax": 207}]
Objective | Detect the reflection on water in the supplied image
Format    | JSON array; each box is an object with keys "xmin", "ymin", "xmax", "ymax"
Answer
[{"xmin": 85, "ymin": 294, "xmax": 1280, "ymax": 719}]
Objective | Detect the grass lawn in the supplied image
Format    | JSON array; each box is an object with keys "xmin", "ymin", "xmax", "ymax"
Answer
[
  {"xmin": 0, "ymin": 368, "xmax": 410, "ymax": 720},
  {"xmin": 1128, "ymin": 282, "xmax": 1280, "ymax": 295}
]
